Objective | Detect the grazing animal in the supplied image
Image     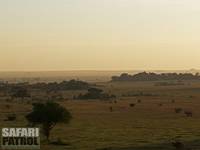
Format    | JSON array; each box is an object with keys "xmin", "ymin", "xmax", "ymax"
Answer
[{"xmin": 184, "ymin": 111, "xmax": 193, "ymax": 117}]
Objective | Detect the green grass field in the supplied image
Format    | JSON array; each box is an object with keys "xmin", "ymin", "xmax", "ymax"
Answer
[{"xmin": 1, "ymin": 81, "xmax": 200, "ymax": 150}]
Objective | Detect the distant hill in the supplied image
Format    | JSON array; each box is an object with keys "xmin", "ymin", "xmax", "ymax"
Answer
[
  {"xmin": 0, "ymin": 80, "xmax": 91, "ymax": 92},
  {"xmin": 111, "ymin": 72, "xmax": 200, "ymax": 82}
]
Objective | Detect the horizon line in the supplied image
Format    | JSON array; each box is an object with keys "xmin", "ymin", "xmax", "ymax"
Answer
[{"xmin": 0, "ymin": 69, "xmax": 199, "ymax": 73}]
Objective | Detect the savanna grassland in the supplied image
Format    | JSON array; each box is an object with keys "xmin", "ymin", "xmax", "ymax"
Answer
[{"xmin": 1, "ymin": 80, "xmax": 200, "ymax": 150}]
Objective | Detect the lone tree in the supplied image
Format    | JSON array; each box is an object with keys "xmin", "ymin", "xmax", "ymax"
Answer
[{"xmin": 26, "ymin": 101, "xmax": 72, "ymax": 142}]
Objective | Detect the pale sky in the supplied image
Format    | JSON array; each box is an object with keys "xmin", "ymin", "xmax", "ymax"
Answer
[{"xmin": 0, "ymin": 0, "xmax": 200, "ymax": 71}]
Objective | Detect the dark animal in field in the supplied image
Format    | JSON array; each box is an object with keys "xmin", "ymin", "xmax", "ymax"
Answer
[
  {"xmin": 109, "ymin": 106, "xmax": 113, "ymax": 112},
  {"xmin": 5, "ymin": 104, "xmax": 11, "ymax": 109},
  {"xmin": 184, "ymin": 111, "xmax": 193, "ymax": 117},
  {"xmin": 97, "ymin": 147, "xmax": 113, "ymax": 150},
  {"xmin": 4, "ymin": 114, "xmax": 16, "ymax": 121},
  {"xmin": 175, "ymin": 108, "xmax": 183, "ymax": 114},
  {"xmin": 172, "ymin": 99, "xmax": 175, "ymax": 103},
  {"xmin": 129, "ymin": 103, "xmax": 135, "ymax": 107},
  {"xmin": 172, "ymin": 141, "xmax": 184, "ymax": 150}
]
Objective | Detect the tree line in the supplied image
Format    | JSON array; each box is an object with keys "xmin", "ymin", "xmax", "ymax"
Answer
[
  {"xmin": 111, "ymin": 72, "xmax": 200, "ymax": 81},
  {"xmin": 0, "ymin": 79, "xmax": 90, "ymax": 93}
]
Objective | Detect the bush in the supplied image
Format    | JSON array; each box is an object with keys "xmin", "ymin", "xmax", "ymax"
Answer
[
  {"xmin": 129, "ymin": 103, "xmax": 135, "ymax": 107},
  {"xmin": 175, "ymin": 108, "xmax": 183, "ymax": 113}
]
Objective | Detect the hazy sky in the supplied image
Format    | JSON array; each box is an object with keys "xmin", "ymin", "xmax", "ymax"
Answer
[{"xmin": 0, "ymin": 0, "xmax": 200, "ymax": 71}]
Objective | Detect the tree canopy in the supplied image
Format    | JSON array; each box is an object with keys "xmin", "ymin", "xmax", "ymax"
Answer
[{"xmin": 26, "ymin": 101, "xmax": 72, "ymax": 141}]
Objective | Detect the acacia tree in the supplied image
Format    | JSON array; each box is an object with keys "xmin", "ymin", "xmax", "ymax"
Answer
[{"xmin": 26, "ymin": 101, "xmax": 72, "ymax": 142}]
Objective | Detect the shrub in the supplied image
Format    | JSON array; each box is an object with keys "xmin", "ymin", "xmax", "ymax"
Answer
[
  {"xmin": 175, "ymin": 108, "xmax": 183, "ymax": 113},
  {"xmin": 129, "ymin": 103, "xmax": 135, "ymax": 107}
]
